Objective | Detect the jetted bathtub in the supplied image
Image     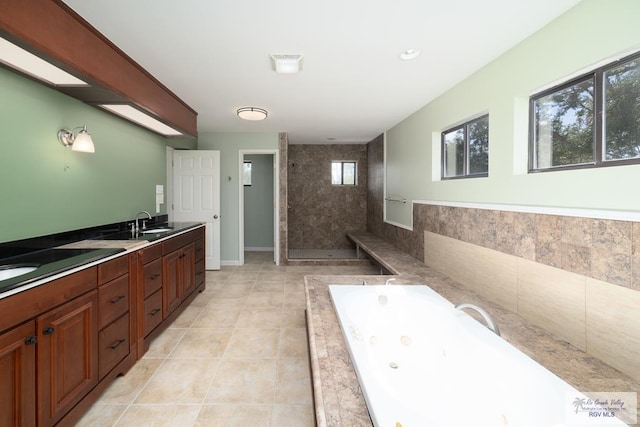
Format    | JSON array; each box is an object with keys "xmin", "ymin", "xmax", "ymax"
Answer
[{"xmin": 329, "ymin": 285, "xmax": 629, "ymax": 427}]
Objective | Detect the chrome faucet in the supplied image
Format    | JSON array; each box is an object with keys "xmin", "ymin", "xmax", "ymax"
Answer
[
  {"xmin": 385, "ymin": 278, "xmax": 396, "ymax": 286},
  {"xmin": 134, "ymin": 211, "xmax": 152, "ymax": 232},
  {"xmin": 455, "ymin": 303, "xmax": 501, "ymax": 336}
]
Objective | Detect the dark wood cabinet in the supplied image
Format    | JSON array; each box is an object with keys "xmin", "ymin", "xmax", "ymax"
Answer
[
  {"xmin": 0, "ymin": 224, "xmax": 205, "ymax": 425},
  {"xmin": 0, "ymin": 321, "xmax": 36, "ymax": 427},
  {"xmin": 97, "ymin": 255, "xmax": 131, "ymax": 380},
  {"xmin": 162, "ymin": 249, "xmax": 182, "ymax": 317},
  {"xmin": 36, "ymin": 291, "xmax": 98, "ymax": 426}
]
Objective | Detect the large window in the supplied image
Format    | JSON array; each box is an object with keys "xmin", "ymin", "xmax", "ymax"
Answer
[
  {"xmin": 530, "ymin": 51, "xmax": 640, "ymax": 171},
  {"xmin": 442, "ymin": 114, "xmax": 489, "ymax": 179},
  {"xmin": 331, "ymin": 161, "xmax": 357, "ymax": 185}
]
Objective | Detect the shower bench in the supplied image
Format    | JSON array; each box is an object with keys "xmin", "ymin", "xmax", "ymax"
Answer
[{"xmin": 346, "ymin": 231, "xmax": 428, "ymax": 276}]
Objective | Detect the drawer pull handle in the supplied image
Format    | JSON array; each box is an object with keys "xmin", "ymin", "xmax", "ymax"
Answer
[
  {"xmin": 150, "ymin": 274, "xmax": 160, "ymax": 280},
  {"xmin": 149, "ymin": 308, "xmax": 161, "ymax": 316},
  {"xmin": 110, "ymin": 339, "xmax": 126, "ymax": 350},
  {"xmin": 42, "ymin": 327, "xmax": 55, "ymax": 335},
  {"xmin": 25, "ymin": 336, "xmax": 38, "ymax": 345},
  {"xmin": 110, "ymin": 295, "xmax": 126, "ymax": 304}
]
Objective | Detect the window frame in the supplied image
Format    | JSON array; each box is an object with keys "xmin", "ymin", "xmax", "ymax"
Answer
[
  {"xmin": 331, "ymin": 160, "xmax": 357, "ymax": 186},
  {"xmin": 528, "ymin": 50, "xmax": 640, "ymax": 173},
  {"xmin": 441, "ymin": 114, "xmax": 489, "ymax": 180}
]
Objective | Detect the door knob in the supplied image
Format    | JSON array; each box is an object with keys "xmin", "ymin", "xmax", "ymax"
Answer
[{"xmin": 213, "ymin": 215, "xmax": 219, "ymax": 219}]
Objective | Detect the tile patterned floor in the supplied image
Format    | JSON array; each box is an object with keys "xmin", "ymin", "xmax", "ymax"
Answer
[{"xmin": 77, "ymin": 252, "xmax": 378, "ymax": 427}]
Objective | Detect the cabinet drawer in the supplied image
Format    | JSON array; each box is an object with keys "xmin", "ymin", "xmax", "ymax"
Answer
[
  {"xmin": 140, "ymin": 243, "xmax": 162, "ymax": 264},
  {"xmin": 143, "ymin": 258, "xmax": 163, "ymax": 298},
  {"xmin": 162, "ymin": 230, "xmax": 193, "ymax": 254},
  {"xmin": 98, "ymin": 313, "xmax": 129, "ymax": 379},
  {"xmin": 98, "ymin": 255, "xmax": 128, "ymax": 285},
  {"xmin": 143, "ymin": 290, "xmax": 163, "ymax": 337},
  {"xmin": 98, "ymin": 275, "xmax": 129, "ymax": 330}
]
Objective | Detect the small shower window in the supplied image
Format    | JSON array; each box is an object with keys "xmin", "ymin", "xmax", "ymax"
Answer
[
  {"xmin": 243, "ymin": 161, "xmax": 252, "ymax": 186},
  {"xmin": 332, "ymin": 161, "xmax": 357, "ymax": 185}
]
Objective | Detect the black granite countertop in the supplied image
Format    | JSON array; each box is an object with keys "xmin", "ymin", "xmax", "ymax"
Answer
[{"xmin": 0, "ymin": 218, "xmax": 204, "ymax": 296}]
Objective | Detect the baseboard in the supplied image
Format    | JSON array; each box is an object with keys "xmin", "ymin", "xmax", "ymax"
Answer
[
  {"xmin": 245, "ymin": 247, "xmax": 274, "ymax": 251},
  {"xmin": 221, "ymin": 260, "xmax": 241, "ymax": 266}
]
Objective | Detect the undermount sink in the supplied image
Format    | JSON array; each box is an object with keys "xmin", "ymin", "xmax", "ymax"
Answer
[
  {"xmin": 0, "ymin": 264, "xmax": 39, "ymax": 281},
  {"xmin": 141, "ymin": 227, "xmax": 173, "ymax": 234}
]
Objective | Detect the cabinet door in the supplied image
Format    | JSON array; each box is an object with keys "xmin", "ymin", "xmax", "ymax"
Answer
[
  {"xmin": 182, "ymin": 243, "xmax": 196, "ymax": 297},
  {"xmin": 162, "ymin": 250, "xmax": 181, "ymax": 317},
  {"xmin": 0, "ymin": 321, "xmax": 36, "ymax": 427},
  {"xmin": 37, "ymin": 291, "xmax": 98, "ymax": 426}
]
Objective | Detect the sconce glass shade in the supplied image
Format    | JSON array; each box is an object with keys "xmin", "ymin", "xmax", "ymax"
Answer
[
  {"xmin": 58, "ymin": 125, "xmax": 95, "ymax": 153},
  {"xmin": 237, "ymin": 107, "xmax": 268, "ymax": 121}
]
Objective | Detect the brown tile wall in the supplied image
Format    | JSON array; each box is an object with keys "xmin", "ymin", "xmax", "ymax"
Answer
[
  {"xmin": 287, "ymin": 144, "xmax": 368, "ymax": 250},
  {"xmin": 366, "ymin": 134, "xmax": 640, "ymax": 291}
]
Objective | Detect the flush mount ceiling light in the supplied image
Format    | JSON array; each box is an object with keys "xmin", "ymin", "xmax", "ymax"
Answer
[
  {"xmin": 237, "ymin": 107, "xmax": 268, "ymax": 121},
  {"xmin": 270, "ymin": 54, "xmax": 303, "ymax": 74},
  {"xmin": 57, "ymin": 125, "xmax": 95, "ymax": 153},
  {"xmin": 98, "ymin": 104, "xmax": 183, "ymax": 136},
  {"xmin": 399, "ymin": 49, "xmax": 421, "ymax": 61},
  {"xmin": 0, "ymin": 36, "xmax": 89, "ymax": 86}
]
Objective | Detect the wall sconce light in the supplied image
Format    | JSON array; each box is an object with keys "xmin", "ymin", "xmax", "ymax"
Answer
[
  {"xmin": 57, "ymin": 125, "xmax": 95, "ymax": 153},
  {"xmin": 237, "ymin": 107, "xmax": 268, "ymax": 121}
]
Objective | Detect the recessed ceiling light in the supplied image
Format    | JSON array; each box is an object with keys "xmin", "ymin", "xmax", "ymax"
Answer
[
  {"xmin": 237, "ymin": 107, "xmax": 268, "ymax": 121},
  {"xmin": 399, "ymin": 49, "xmax": 420, "ymax": 61},
  {"xmin": 0, "ymin": 36, "xmax": 89, "ymax": 86},
  {"xmin": 98, "ymin": 104, "xmax": 183, "ymax": 136},
  {"xmin": 270, "ymin": 54, "xmax": 303, "ymax": 74}
]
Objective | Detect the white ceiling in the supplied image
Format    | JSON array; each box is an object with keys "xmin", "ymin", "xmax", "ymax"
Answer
[{"xmin": 62, "ymin": 0, "xmax": 581, "ymax": 144}]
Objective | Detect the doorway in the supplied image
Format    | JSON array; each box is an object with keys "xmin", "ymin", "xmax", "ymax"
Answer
[{"xmin": 239, "ymin": 150, "xmax": 279, "ymax": 265}]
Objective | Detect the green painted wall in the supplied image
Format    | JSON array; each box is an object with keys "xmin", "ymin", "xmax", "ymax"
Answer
[
  {"xmin": 0, "ymin": 66, "xmax": 185, "ymax": 243},
  {"xmin": 197, "ymin": 132, "xmax": 279, "ymax": 263},
  {"xmin": 385, "ymin": 0, "xmax": 640, "ymax": 226}
]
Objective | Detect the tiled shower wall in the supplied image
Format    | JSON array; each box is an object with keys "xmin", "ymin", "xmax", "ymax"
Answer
[
  {"xmin": 287, "ymin": 144, "xmax": 367, "ymax": 250},
  {"xmin": 366, "ymin": 134, "xmax": 640, "ymax": 291}
]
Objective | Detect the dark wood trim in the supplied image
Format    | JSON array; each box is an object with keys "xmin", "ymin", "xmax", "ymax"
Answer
[{"xmin": 0, "ymin": 0, "xmax": 197, "ymax": 137}]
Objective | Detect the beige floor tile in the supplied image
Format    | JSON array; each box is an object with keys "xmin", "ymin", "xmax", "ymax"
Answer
[
  {"xmin": 194, "ymin": 404, "xmax": 272, "ymax": 427},
  {"xmin": 253, "ymin": 280, "xmax": 285, "ymax": 292},
  {"xmin": 115, "ymin": 404, "xmax": 201, "ymax": 427},
  {"xmin": 279, "ymin": 328, "xmax": 308, "ymax": 357},
  {"xmin": 282, "ymin": 309, "xmax": 307, "ymax": 328},
  {"xmin": 75, "ymin": 404, "xmax": 127, "ymax": 427},
  {"xmin": 225, "ymin": 328, "xmax": 280, "ymax": 358},
  {"xmin": 245, "ymin": 291, "xmax": 284, "ymax": 308},
  {"xmin": 169, "ymin": 304, "xmax": 205, "ymax": 329},
  {"xmin": 236, "ymin": 308, "xmax": 283, "ymax": 328},
  {"xmin": 271, "ymin": 404, "xmax": 315, "ymax": 427},
  {"xmin": 169, "ymin": 329, "xmax": 232, "ymax": 359},
  {"xmin": 283, "ymin": 289, "xmax": 306, "ymax": 308},
  {"xmin": 205, "ymin": 359, "xmax": 277, "ymax": 404},
  {"xmin": 192, "ymin": 306, "xmax": 242, "ymax": 329},
  {"xmin": 135, "ymin": 358, "xmax": 220, "ymax": 404},
  {"xmin": 143, "ymin": 328, "xmax": 187, "ymax": 359},
  {"xmin": 189, "ymin": 291, "xmax": 216, "ymax": 308},
  {"xmin": 275, "ymin": 358, "xmax": 312, "ymax": 404},
  {"xmin": 97, "ymin": 358, "xmax": 164, "ymax": 404},
  {"xmin": 213, "ymin": 283, "xmax": 253, "ymax": 297},
  {"xmin": 205, "ymin": 295, "xmax": 247, "ymax": 308}
]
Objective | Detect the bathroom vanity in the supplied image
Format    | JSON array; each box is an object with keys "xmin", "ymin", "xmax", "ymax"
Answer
[{"xmin": 0, "ymin": 222, "xmax": 205, "ymax": 427}]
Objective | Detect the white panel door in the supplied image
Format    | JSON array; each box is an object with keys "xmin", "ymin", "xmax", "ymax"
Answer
[{"xmin": 173, "ymin": 150, "xmax": 220, "ymax": 270}]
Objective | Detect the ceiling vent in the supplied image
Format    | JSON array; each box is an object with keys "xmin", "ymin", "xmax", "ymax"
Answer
[{"xmin": 270, "ymin": 54, "xmax": 303, "ymax": 74}]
